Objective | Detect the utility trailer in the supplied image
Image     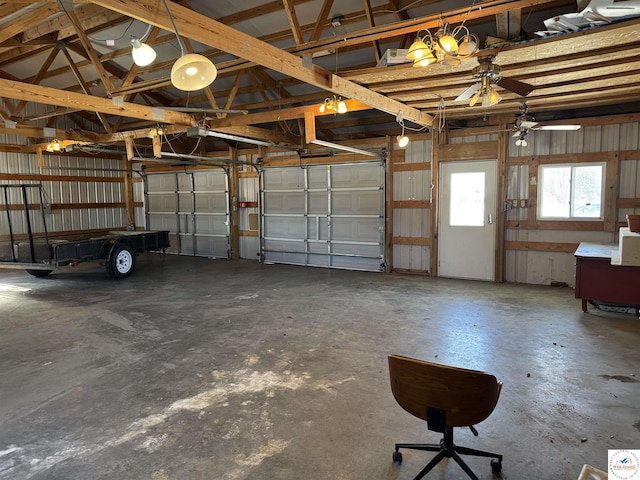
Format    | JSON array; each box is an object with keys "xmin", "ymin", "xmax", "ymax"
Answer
[{"xmin": 1, "ymin": 184, "xmax": 170, "ymax": 279}]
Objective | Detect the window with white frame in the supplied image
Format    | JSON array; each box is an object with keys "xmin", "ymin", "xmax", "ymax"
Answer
[{"xmin": 538, "ymin": 163, "xmax": 605, "ymax": 220}]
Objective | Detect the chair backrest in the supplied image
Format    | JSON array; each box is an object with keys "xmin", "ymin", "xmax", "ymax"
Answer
[{"xmin": 388, "ymin": 354, "xmax": 502, "ymax": 428}]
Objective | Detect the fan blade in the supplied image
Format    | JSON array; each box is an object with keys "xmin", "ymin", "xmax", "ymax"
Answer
[
  {"xmin": 520, "ymin": 120, "xmax": 539, "ymax": 129},
  {"xmin": 533, "ymin": 125, "xmax": 582, "ymax": 131},
  {"xmin": 496, "ymin": 77, "xmax": 535, "ymax": 96},
  {"xmin": 454, "ymin": 82, "xmax": 481, "ymax": 102},
  {"xmin": 512, "ymin": 131, "xmax": 521, "ymax": 137}
]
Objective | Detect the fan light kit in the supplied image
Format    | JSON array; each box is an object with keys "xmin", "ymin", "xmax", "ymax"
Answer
[
  {"xmin": 407, "ymin": 23, "xmax": 479, "ymax": 68},
  {"xmin": 319, "ymin": 96, "xmax": 348, "ymax": 114},
  {"xmin": 512, "ymin": 102, "xmax": 582, "ymax": 147},
  {"xmin": 455, "ymin": 55, "xmax": 536, "ymax": 107}
]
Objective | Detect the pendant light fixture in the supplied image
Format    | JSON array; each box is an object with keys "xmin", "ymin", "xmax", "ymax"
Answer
[
  {"xmin": 161, "ymin": 0, "xmax": 217, "ymax": 91},
  {"xmin": 131, "ymin": 38, "xmax": 156, "ymax": 67}
]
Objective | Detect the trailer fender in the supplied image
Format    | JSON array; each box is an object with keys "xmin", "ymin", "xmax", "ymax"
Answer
[{"xmin": 100, "ymin": 237, "xmax": 137, "ymax": 259}]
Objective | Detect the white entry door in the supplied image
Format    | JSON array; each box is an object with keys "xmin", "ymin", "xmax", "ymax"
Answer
[{"xmin": 438, "ymin": 160, "xmax": 497, "ymax": 280}]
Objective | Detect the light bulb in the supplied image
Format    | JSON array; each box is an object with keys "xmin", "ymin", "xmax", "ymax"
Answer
[
  {"xmin": 469, "ymin": 90, "xmax": 481, "ymax": 107},
  {"xmin": 407, "ymin": 39, "xmax": 429, "ymax": 60},
  {"xmin": 397, "ymin": 134, "xmax": 409, "ymax": 148},
  {"xmin": 412, "ymin": 51, "xmax": 436, "ymax": 67},
  {"xmin": 337, "ymin": 100, "xmax": 347, "ymax": 114},
  {"xmin": 319, "ymin": 103, "xmax": 326, "ymax": 113},
  {"xmin": 487, "ymin": 87, "xmax": 502, "ymax": 106},
  {"xmin": 436, "ymin": 34, "xmax": 458, "ymax": 54}
]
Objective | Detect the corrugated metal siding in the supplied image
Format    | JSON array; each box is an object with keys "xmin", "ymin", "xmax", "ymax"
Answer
[
  {"xmin": 238, "ymin": 170, "xmax": 259, "ymax": 259},
  {"xmin": 505, "ymin": 121, "xmax": 640, "ymax": 286},
  {"xmin": 392, "ymin": 139, "xmax": 431, "ymax": 271},
  {"xmin": 1, "ymin": 149, "xmax": 128, "ymax": 235}
]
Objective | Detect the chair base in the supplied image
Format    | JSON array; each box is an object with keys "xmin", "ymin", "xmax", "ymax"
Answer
[{"xmin": 393, "ymin": 427, "xmax": 502, "ymax": 480}]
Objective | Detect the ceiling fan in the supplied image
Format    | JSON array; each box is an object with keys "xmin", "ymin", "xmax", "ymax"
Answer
[
  {"xmin": 512, "ymin": 102, "xmax": 582, "ymax": 146},
  {"xmin": 455, "ymin": 55, "xmax": 535, "ymax": 106}
]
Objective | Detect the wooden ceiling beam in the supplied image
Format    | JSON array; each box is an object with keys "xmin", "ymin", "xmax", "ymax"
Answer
[
  {"xmin": 0, "ymin": 4, "xmax": 58, "ymax": 44},
  {"xmin": 0, "ymin": 79, "xmax": 196, "ymax": 127},
  {"xmin": 83, "ymin": 0, "xmax": 433, "ymax": 127}
]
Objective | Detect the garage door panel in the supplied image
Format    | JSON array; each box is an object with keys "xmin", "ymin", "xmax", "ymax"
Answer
[
  {"xmin": 266, "ymin": 168, "xmax": 305, "ymax": 189},
  {"xmin": 264, "ymin": 239, "xmax": 306, "ymax": 253},
  {"xmin": 332, "ymin": 217, "xmax": 382, "ymax": 242},
  {"xmin": 332, "ymin": 164, "xmax": 383, "ymax": 188},
  {"xmin": 261, "ymin": 163, "xmax": 385, "ymax": 272},
  {"xmin": 147, "ymin": 195, "xmax": 177, "ymax": 212},
  {"xmin": 178, "ymin": 193, "xmax": 193, "ymax": 212},
  {"xmin": 194, "ymin": 236, "xmax": 228, "ymax": 257},
  {"xmin": 195, "ymin": 193, "xmax": 226, "ymax": 212},
  {"xmin": 147, "ymin": 174, "xmax": 176, "ymax": 192},
  {"xmin": 264, "ymin": 192, "xmax": 304, "ymax": 213},
  {"xmin": 194, "ymin": 171, "xmax": 227, "ymax": 190},
  {"xmin": 195, "ymin": 215, "xmax": 227, "ymax": 235},
  {"xmin": 148, "ymin": 214, "xmax": 177, "ymax": 231},
  {"xmin": 309, "ymin": 192, "xmax": 327, "ymax": 214},
  {"xmin": 332, "ymin": 191, "xmax": 383, "ymax": 215}
]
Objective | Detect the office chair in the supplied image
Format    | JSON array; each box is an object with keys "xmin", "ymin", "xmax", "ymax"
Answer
[{"xmin": 388, "ymin": 354, "xmax": 503, "ymax": 480}]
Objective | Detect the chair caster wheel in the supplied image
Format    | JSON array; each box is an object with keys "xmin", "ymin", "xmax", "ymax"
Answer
[
  {"xmin": 491, "ymin": 458, "xmax": 502, "ymax": 472},
  {"xmin": 393, "ymin": 451, "xmax": 403, "ymax": 463}
]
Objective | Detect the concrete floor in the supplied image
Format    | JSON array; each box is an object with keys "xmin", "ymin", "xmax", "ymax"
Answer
[{"xmin": 0, "ymin": 254, "xmax": 639, "ymax": 480}]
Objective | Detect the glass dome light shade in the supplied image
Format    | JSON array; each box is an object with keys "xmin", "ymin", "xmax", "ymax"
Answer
[
  {"xmin": 171, "ymin": 53, "xmax": 217, "ymax": 91},
  {"xmin": 407, "ymin": 39, "xmax": 430, "ymax": 60},
  {"xmin": 436, "ymin": 34, "xmax": 458, "ymax": 54},
  {"xmin": 457, "ymin": 34, "xmax": 478, "ymax": 57}
]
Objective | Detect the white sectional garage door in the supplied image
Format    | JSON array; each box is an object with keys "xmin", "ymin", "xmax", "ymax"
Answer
[
  {"xmin": 261, "ymin": 163, "xmax": 385, "ymax": 271},
  {"xmin": 145, "ymin": 170, "xmax": 230, "ymax": 258}
]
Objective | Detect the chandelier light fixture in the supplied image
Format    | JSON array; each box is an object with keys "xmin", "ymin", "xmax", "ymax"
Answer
[
  {"xmin": 407, "ymin": 23, "xmax": 479, "ymax": 68},
  {"xmin": 161, "ymin": 0, "xmax": 217, "ymax": 91},
  {"xmin": 318, "ymin": 95, "xmax": 348, "ymax": 114}
]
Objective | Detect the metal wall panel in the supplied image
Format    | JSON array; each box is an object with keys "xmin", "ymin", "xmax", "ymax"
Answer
[
  {"xmin": 1, "ymin": 150, "xmax": 129, "ymax": 236},
  {"xmin": 392, "ymin": 138, "xmax": 432, "ymax": 271},
  {"xmin": 261, "ymin": 163, "xmax": 385, "ymax": 271}
]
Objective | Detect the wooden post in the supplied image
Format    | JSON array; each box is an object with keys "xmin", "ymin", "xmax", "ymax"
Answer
[
  {"xmin": 496, "ymin": 124, "xmax": 508, "ymax": 282},
  {"xmin": 123, "ymin": 155, "xmax": 135, "ymax": 229},
  {"xmin": 229, "ymin": 147, "xmax": 240, "ymax": 259},
  {"xmin": 385, "ymin": 136, "xmax": 393, "ymax": 273},
  {"xmin": 430, "ymin": 128, "xmax": 441, "ymax": 276}
]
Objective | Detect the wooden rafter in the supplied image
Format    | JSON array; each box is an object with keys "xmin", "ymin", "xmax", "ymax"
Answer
[
  {"xmin": 282, "ymin": 0, "xmax": 304, "ymax": 45},
  {"xmin": 309, "ymin": 0, "xmax": 334, "ymax": 42}
]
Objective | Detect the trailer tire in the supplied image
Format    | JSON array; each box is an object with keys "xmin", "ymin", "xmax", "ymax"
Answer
[
  {"xmin": 26, "ymin": 269, "xmax": 52, "ymax": 277},
  {"xmin": 107, "ymin": 244, "xmax": 135, "ymax": 279}
]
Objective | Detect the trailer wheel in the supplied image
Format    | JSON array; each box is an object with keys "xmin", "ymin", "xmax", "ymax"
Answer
[
  {"xmin": 107, "ymin": 244, "xmax": 135, "ymax": 279},
  {"xmin": 26, "ymin": 269, "xmax": 52, "ymax": 277}
]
